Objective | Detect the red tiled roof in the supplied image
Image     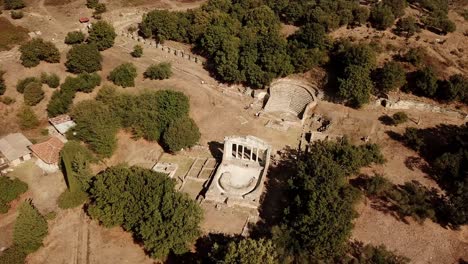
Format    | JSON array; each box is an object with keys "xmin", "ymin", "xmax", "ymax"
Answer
[
  {"xmin": 79, "ymin": 17, "xmax": 90, "ymax": 23},
  {"xmin": 48, "ymin": 114, "xmax": 72, "ymax": 126},
  {"xmin": 29, "ymin": 137, "xmax": 64, "ymax": 165}
]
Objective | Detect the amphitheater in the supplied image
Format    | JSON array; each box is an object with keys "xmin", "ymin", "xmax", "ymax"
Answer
[{"xmin": 264, "ymin": 78, "xmax": 318, "ymax": 123}]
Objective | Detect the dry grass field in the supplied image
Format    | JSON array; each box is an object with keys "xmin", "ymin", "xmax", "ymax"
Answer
[{"xmin": 0, "ymin": 0, "xmax": 467, "ymax": 263}]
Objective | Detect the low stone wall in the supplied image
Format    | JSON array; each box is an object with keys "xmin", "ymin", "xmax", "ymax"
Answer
[
  {"xmin": 121, "ymin": 32, "xmax": 204, "ymax": 64},
  {"xmin": 376, "ymin": 98, "xmax": 467, "ymax": 118}
]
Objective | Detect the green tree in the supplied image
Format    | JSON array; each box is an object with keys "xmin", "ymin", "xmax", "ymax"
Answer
[
  {"xmin": 88, "ymin": 21, "xmax": 116, "ymax": 51},
  {"xmin": 0, "ymin": 71, "xmax": 6, "ymax": 95},
  {"xmin": 353, "ymin": 6, "xmax": 370, "ymax": 25},
  {"xmin": 402, "ymin": 47, "xmax": 426, "ymax": 67},
  {"xmin": 131, "ymin": 44, "xmax": 143, "ymax": 58},
  {"xmin": 40, "ymin": 72, "xmax": 60, "ymax": 88},
  {"xmin": 46, "ymin": 86, "xmax": 75, "ymax": 117},
  {"xmin": 212, "ymin": 238, "xmax": 279, "ymax": 264},
  {"xmin": 374, "ymin": 61, "xmax": 406, "ymax": 93},
  {"xmin": 70, "ymin": 100, "xmax": 119, "ymax": 158},
  {"xmin": 4, "ymin": 0, "xmax": 25, "ymax": 10},
  {"xmin": 143, "ymin": 62, "xmax": 172, "ymax": 80},
  {"xmin": 412, "ymin": 66, "xmax": 439, "ymax": 97},
  {"xmin": 86, "ymin": 0, "xmax": 98, "ymax": 8},
  {"xmin": 17, "ymin": 105, "xmax": 39, "ymax": 129},
  {"xmin": 65, "ymin": 44, "xmax": 102, "ymax": 73},
  {"xmin": 395, "ymin": 16, "xmax": 420, "ymax": 37},
  {"xmin": 392, "ymin": 111, "xmax": 409, "ymax": 125},
  {"xmin": 0, "ymin": 177, "xmax": 28, "ymax": 214},
  {"xmin": 10, "ymin": 10, "xmax": 23, "ymax": 19},
  {"xmin": 16, "ymin": 77, "xmax": 40, "ymax": 93},
  {"xmin": 370, "ymin": 4, "xmax": 396, "ymax": 30},
  {"xmin": 65, "ymin": 31, "xmax": 85, "ymax": 45},
  {"xmin": 88, "ymin": 166, "xmax": 203, "ymax": 260},
  {"xmin": 382, "ymin": 0, "xmax": 407, "ymax": 18},
  {"xmin": 0, "ymin": 246, "xmax": 27, "ymax": 264},
  {"xmin": 13, "ymin": 201, "xmax": 48, "ymax": 254},
  {"xmin": 439, "ymin": 74, "xmax": 468, "ymax": 102},
  {"xmin": 163, "ymin": 116, "xmax": 200, "ymax": 152},
  {"xmin": 23, "ymin": 82, "xmax": 44, "ymax": 106},
  {"xmin": 275, "ymin": 139, "xmax": 384, "ymax": 261},
  {"xmin": 108, "ymin": 63, "xmax": 137, "ymax": 88},
  {"xmin": 19, "ymin": 38, "xmax": 60, "ymax": 68},
  {"xmin": 347, "ymin": 242, "xmax": 410, "ymax": 264},
  {"xmin": 338, "ymin": 65, "xmax": 374, "ymax": 108},
  {"xmin": 57, "ymin": 141, "xmax": 95, "ymax": 209},
  {"xmin": 93, "ymin": 3, "xmax": 106, "ymax": 15}
]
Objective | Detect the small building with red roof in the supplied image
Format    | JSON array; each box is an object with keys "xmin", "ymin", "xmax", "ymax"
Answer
[{"xmin": 30, "ymin": 137, "xmax": 64, "ymax": 173}]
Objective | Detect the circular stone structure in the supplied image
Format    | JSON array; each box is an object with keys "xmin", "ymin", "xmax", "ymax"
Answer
[{"xmin": 264, "ymin": 78, "xmax": 317, "ymax": 120}]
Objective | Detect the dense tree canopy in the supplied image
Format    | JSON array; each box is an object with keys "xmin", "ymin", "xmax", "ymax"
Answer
[
  {"xmin": 163, "ymin": 116, "xmax": 200, "ymax": 152},
  {"xmin": 108, "ymin": 63, "xmax": 137, "ymax": 87},
  {"xmin": 211, "ymin": 238, "xmax": 279, "ymax": 264},
  {"xmin": 0, "ymin": 177, "xmax": 27, "ymax": 214},
  {"xmin": 88, "ymin": 21, "xmax": 116, "ymax": 51},
  {"xmin": 4, "ymin": 0, "xmax": 25, "ymax": 10},
  {"xmin": 23, "ymin": 82, "xmax": 44, "ymax": 106},
  {"xmin": 373, "ymin": 61, "xmax": 407, "ymax": 93},
  {"xmin": 19, "ymin": 38, "xmax": 60, "ymax": 68},
  {"xmin": 65, "ymin": 31, "xmax": 86, "ymax": 45},
  {"xmin": 13, "ymin": 201, "xmax": 48, "ymax": 254},
  {"xmin": 17, "ymin": 105, "xmax": 39, "ymax": 129},
  {"xmin": 65, "ymin": 44, "xmax": 102, "ymax": 73},
  {"xmin": 70, "ymin": 100, "xmax": 119, "ymax": 158},
  {"xmin": 88, "ymin": 166, "xmax": 203, "ymax": 260},
  {"xmin": 274, "ymin": 139, "xmax": 384, "ymax": 261},
  {"xmin": 144, "ymin": 62, "xmax": 172, "ymax": 80}
]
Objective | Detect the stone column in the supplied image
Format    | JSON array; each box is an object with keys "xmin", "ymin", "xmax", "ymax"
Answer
[
  {"xmin": 224, "ymin": 140, "xmax": 233, "ymax": 160},
  {"xmin": 242, "ymin": 145, "xmax": 245, "ymax": 160},
  {"xmin": 256, "ymin": 149, "xmax": 259, "ymax": 162}
]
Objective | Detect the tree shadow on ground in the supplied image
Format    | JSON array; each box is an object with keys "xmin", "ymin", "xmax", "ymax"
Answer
[
  {"xmin": 378, "ymin": 115, "xmax": 395, "ymax": 126},
  {"xmin": 165, "ymin": 233, "xmax": 239, "ymax": 264},
  {"xmin": 249, "ymin": 147, "xmax": 298, "ymax": 239}
]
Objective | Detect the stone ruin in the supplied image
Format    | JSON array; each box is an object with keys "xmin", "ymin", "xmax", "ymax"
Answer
[
  {"xmin": 152, "ymin": 162, "xmax": 178, "ymax": 178},
  {"xmin": 204, "ymin": 136, "xmax": 272, "ymax": 209},
  {"xmin": 263, "ymin": 78, "xmax": 318, "ymax": 125}
]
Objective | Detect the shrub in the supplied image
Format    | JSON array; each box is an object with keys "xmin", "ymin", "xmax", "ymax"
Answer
[
  {"xmin": 0, "ymin": 71, "xmax": 6, "ymax": 95},
  {"xmin": 4, "ymin": 0, "xmax": 25, "ymax": 10},
  {"xmin": 65, "ymin": 44, "xmax": 102, "ymax": 73},
  {"xmin": 374, "ymin": 61, "xmax": 406, "ymax": 93},
  {"xmin": 388, "ymin": 182, "xmax": 436, "ymax": 223},
  {"xmin": 144, "ymin": 62, "xmax": 172, "ymax": 80},
  {"xmin": 211, "ymin": 238, "xmax": 279, "ymax": 264},
  {"xmin": 363, "ymin": 174, "xmax": 393, "ymax": 196},
  {"xmin": 131, "ymin": 45, "xmax": 143, "ymax": 58},
  {"xmin": 370, "ymin": 4, "xmax": 396, "ymax": 30},
  {"xmin": 392, "ymin": 111, "xmax": 408, "ymax": 125},
  {"xmin": 13, "ymin": 201, "xmax": 48, "ymax": 254},
  {"xmin": 0, "ymin": 96, "xmax": 15, "ymax": 105},
  {"xmin": 88, "ymin": 21, "xmax": 116, "ymax": 51},
  {"xmin": 93, "ymin": 3, "xmax": 106, "ymax": 15},
  {"xmin": 40, "ymin": 72, "xmax": 60, "ymax": 88},
  {"xmin": 19, "ymin": 38, "xmax": 60, "ymax": 68},
  {"xmin": 163, "ymin": 116, "xmax": 200, "ymax": 152},
  {"xmin": 76, "ymin": 72, "xmax": 101, "ymax": 92},
  {"xmin": 412, "ymin": 66, "xmax": 439, "ymax": 97},
  {"xmin": 439, "ymin": 74, "xmax": 468, "ymax": 103},
  {"xmin": 10, "ymin": 10, "xmax": 23, "ymax": 19},
  {"xmin": 338, "ymin": 65, "xmax": 374, "ymax": 108},
  {"xmin": 57, "ymin": 190, "xmax": 88, "ymax": 209},
  {"xmin": 0, "ymin": 177, "xmax": 28, "ymax": 214},
  {"xmin": 402, "ymin": 47, "xmax": 426, "ymax": 66},
  {"xmin": 86, "ymin": 0, "xmax": 98, "ymax": 9},
  {"xmin": 46, "ymin": 88, "xmax": 75, "ymax": 117},
  {"xmin": 0, "ymin": 246, "xmax": 27, "ymax": 264},
  {"xmin": 65, "ymin": 31, "xmax": 85, "ymax": 45},
  {"xmin": 23, "ymin": 82, "xmax": 44, "ymax": 106},
  {"xmin": 395, "ymin": 16, "xmax": 420, "ymax": 37},
  {"xmin": 108, "ymin": 63, "xmax": 137, "ymax": 87},
  {"xmin": 16, "ymin": 77, "xmax": 40, "ymax": 93},
  {"xmin": 17, "ymin": 105, "xmax": 39, "ymax": 129},
  {"xmin": 348, "ymin": 242, "xmax": 410, "ymax": 264},
  {"xmin": 44, "ymin": 211, "xmax": 57, "ymax": 220}
]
